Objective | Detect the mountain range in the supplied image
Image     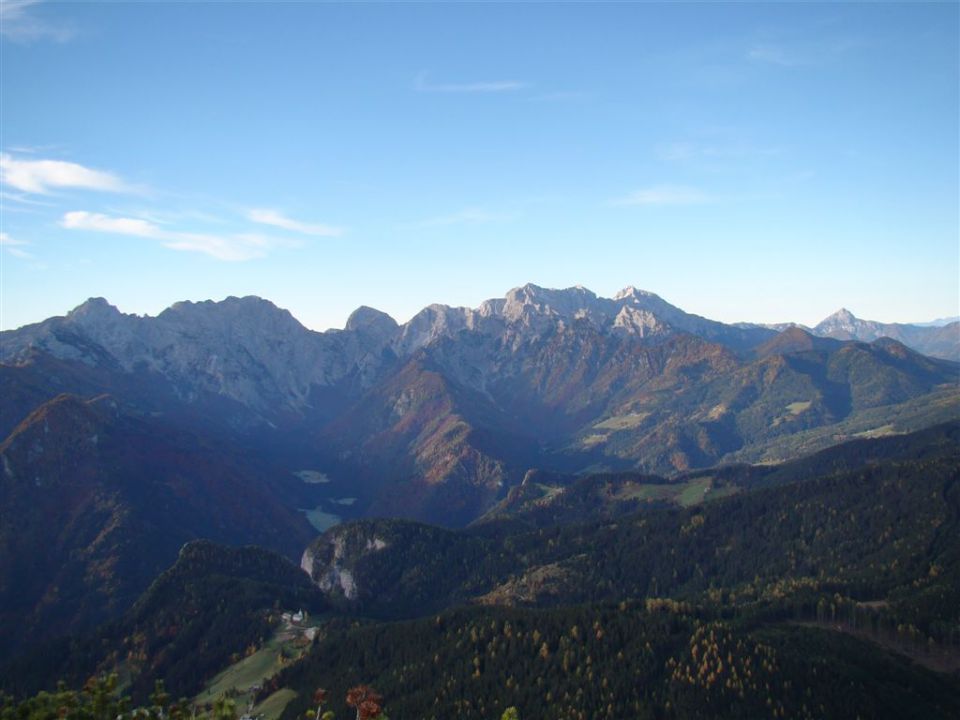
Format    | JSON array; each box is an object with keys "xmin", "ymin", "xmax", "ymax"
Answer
[
  {"xmin": 740, "ymin": 308, "xmax": 959, "ymax": 358},
  {"xmin": 2, "ymin": 285, "xmax": 957, "ymax": 525},
  {"xmin": 811, "ymin": 308, "xmax": 958, "ymax": 358},
  {"xmin": 1, "ymin": 284, "xmax": 958, "ymax": 658}
]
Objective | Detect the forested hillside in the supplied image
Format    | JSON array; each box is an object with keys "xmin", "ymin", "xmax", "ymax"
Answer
[
  {"xmin": 5, "ymin": 425, "xmax": 957, "ymax": 719},
  {"xmin": 275, "ymin": 603, "xmax": 960, "ymax": 720}
]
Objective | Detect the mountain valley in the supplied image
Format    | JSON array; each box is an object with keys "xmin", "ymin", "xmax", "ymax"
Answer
[
  {"xmin": 3, "ymin": 423, "xmax": 959, "ymax": 719},
  {"xmin": 1, "ymin": 284, "xmax": 958, "ymax": 718}
]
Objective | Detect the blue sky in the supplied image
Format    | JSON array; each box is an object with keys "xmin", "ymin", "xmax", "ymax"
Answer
[{"xmin": 1, "ymin": 1, "xmax": 957, "ymax": 331}]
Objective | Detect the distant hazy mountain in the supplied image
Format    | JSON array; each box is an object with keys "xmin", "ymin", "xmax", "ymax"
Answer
[
  {"xmin": 812, "ymin": 308, "xmax": 959, "ymax": 360},
  {"xmin": 737, "ymin": 308, "xmax": 959, "ymax": 361},
  {"xmin": 913, "ymin": 315, "xmax": 960, "ymax": 328}
]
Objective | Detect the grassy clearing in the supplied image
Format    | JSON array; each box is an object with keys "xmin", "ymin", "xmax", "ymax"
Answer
[
  {"xmin": 614, "ymin": 476, "xmax": 736, "ymax": 509},
  {"xmin": 853, "ymin": 424, "xmax": 896, "ymax": 439},
  {"xmin": 195, "ymin": 626, "xmax": 314, "ymax": 710},
  {"xmin": 786, "ymin": 401, "xmax": 812, "ymax": 415},
  {"xmin": 195, "ymin": 634, "xmax": 286, "ymax": 705},
  {"xmin": 677, "ymin": 477, "xmax": 712, "ymax": 507},
  {"xmin": 593, "ymin": 412, "xmax": 650, "ymax": 431},
  {"xmin": 614, "ymin": 483, "xmax": 679, "ymax": 502},
  {"xmin": 254, "ymin": 689, "xmax": 298, "ymax": 720}
]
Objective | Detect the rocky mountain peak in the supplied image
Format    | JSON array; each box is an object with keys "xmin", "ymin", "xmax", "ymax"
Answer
[
  {"xmin": 160, "ymin": 295, "xmax": 303, "ymax": 330},
  {"xmin": 345, "ymin": 306, "xmax": 399, "ymax": 336},
  {"xmin": 395, "ymin": 303, "xmax": 469, "ymax": 354},
  {"xmin": 66, "ymin": 297, "xmax": 124, "ymax": 325},
  {"xmin": 57, "ymin": 298, "xmax": 143, "ymax": 367},
  {"xmin": 818, "ymin": 308, "xmax": 858, "ymax": 330},
  {"xmin": 613, "ymin": 286, "xmax": 660, "ymax": 302},
  {"xmin": 609, "ymin": 287, "xmax": 704, "ymax": 332},
  {"xmin": 502, "ymin": 283, "xmax": 602, "ymax": 322}
]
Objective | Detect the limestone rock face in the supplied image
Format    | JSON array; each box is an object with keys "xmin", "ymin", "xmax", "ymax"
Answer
[
  {"xmin": 612, "ymin": 305, "xmax": 670, "ymax": 338},
  {"xmin": 301, "ymin": 524, "xmax": 391, "ymax": 602},
  {"xmin": 5, "ymin": 285, "xmax": 955, "ymax": 431},
  {"xmin": 344, "ymin": 305, "xmax": 399, "ymax": 342},
  {"xmin": 2, "ymin": 296, "xmax": 390, "ymax": 415}
]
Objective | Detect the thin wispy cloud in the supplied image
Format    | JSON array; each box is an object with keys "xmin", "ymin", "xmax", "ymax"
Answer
[
  {"xmin": 247, "ymin": 208, "xmax": 342, "ymax": 237},
  {"xmin": 657, "ymin": 142, "xmax": 699, "ymax": 163},
  {"xmin": 613, "ymin": 185, "xmax": 711, "ymax": 207},
  {"xmin": 6, "ymin": 144, "xmax": 64, "ymax": 155},
  {"xmin": 0, "ymin": 0, "xmax": 74, "ymax": 42},
  {"xmin": 528, "ymin": 90, "xmax": 588, "ymax": 103},
  {"xmin": 0, "ymin": 153, "xmax": 133, "ymax": 194},
  {"xmin": 747, "ymin": 36, "xmax": 865, "ymax": 68},
  {"xmin": 4, "ymin": 246, "xmax": 34, "ymax": 259},
  {"xmin": 414, "ymin": 71, "xmax": 528, "ymax": 94},
  {"xmin": 0, "ymin": 231, "xmax": 29, "ymax": 246},
  {"xmin": 104, "ymin": 206, "xmax": 227, "ymax": 228},
  {"xmin": 416, "ymin": 207, "xmax": 510, "ymax": 228},
  {"xmin": 0, "ymin": 231, "xmax": 35, "ymax": 259},
  {"xmin": 0, "ymin": 189, "xmax": 55, "ymax": 208},
  {"xmin": 60, "ymin": 210, "xmax": 292, "ymax": 261},
  {"xmin": 656, "ymin": 140, "xmax": 781, "ymax": 164},
  {"xmin": 2, "ymin": 150, "xmax": 323, "ymax": 260},
  {"xmin": 747, "ymin": 44, "xmax": 802, "ymax": 67}
]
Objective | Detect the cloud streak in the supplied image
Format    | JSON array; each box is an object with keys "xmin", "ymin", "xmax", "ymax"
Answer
[
  {"xmin": 247, "ymin": 208, "xmax": 342, "ymax": 236},
  {"xmin": 0, "ymin": 0, "xmax": 74, "ymax": 42},
  {"xmin": 0, "ymin": 153, "xmax": 133, "ymax": 194},
  {"xmin": 613, "ymin": 185, "xmax": 711, "ymax": 207},
  {"xmin": 60, "ymin": 210, "xmax": 291, "ymax": 261},
  {"xmin": 656, "ymin": 140, "xmax": 781, "ymax": 164},
  {"xmin": 415, "ymin": 72, "xmax": 527, "ymax": 93},
  {"xmin": 746, "ymin": 37, "xmax": 864, "ymax": 68},
  {"xmin": 0, "ymin": 231, "xmax": 29, "ymax": 246},
  {"xmin": 747, "ymin": 44, "xmax": 802, "ymax": 67},
  {"xmin": 416, "ymin": 207, "xmax": 510, "ymax": 227},
  {"xmin": 0, "ymin": 231, "xmax": 35, "ymax": 259}
]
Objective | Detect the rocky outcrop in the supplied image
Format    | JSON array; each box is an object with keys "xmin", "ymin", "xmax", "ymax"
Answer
[{"xmin": 301, "ymin": 524, "xmax": 391, "ymax": 601}]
